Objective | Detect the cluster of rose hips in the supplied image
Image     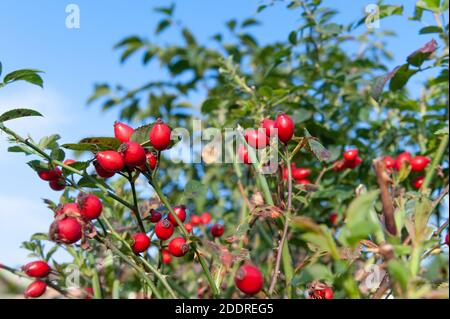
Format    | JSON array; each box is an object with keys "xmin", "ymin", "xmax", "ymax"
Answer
[
  {"xmin": 94, "ymin": 121, "xmax": 171, "ymax": 178},
  {"xmin": 238, "ymin": 113, "xmax": 295, "ymax": 164},
  {"xmin": 333, "ymin": 148, "xmax": 362, "ymax": 172},
  {"xmin": 383, "ymin": 151, "xmax": 431, "ymax": 189},
  {"xmin": 48, "ymin": 193, "xmax": 103, "ymax": 246},
  {"xmin": 21, "ymin": 260, "xmax": 52, "ymax": 298},
  {"xmin": 37, "ymin": 159, "xmax": 76, "ymax": 191}
]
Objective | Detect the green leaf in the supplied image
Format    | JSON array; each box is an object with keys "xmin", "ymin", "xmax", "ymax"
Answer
[
  {"xmin": 50, "ymin": 148, "xmax": 65, "ymax": 162},
  {"xmin": 156, "ymin": 19, "xmax": 171, "ymax": 34},
  {"xmin": 31, "ymin": 233, "xmax": 49, "ymax": 241},
  {"xmin": 387, "ymin": 260, "xmax": 410, "ymax": 292},
  {"xmin": 354, "ymin": 5, "xmax": 403, "ymax": 29},
  {"xmin": 416, "ymin": 0, "xmax": 441, "ymax": 12},
  {"xmin": 61, "ymin": 143, "xmax": 99, "ymax": 152},
  {"xmin": 434, "ymin": 126, "xmax": 449, "ymax": 135},
  {"xmin": 61, "ymin": 161, "xmax": 90, "ymax": 176},
  {"xmin": 288, "ymin": 31, "xmax": 298, "ymax": 45},
  {"xmin": 397, "ymin": 162, "xmax": 411, "ymax": 182},
  {"xmin": 7, "ymin": 145, "xmax": 34, "ymax": 155},
  {"xmin": 79, "ymin": 137, "xmax": 122, "ymax": 151},
  {"xmin": 0, "ymin": 108, "xmax": 43, "ymax": 123},
  {"xmin": 3, "ymin": 69, "xmax": 44, "ymax": 87},
  {"xmin": 389, "ymin": 64, "xmax": 419, "ymax": 91},
  {"xmin": 419, "ymin": 26, "xmax": 443, "ymax": 34},
  {"xmin": 304, "ymin": 129, "xmax": 331, "ymax": 162},
  {"xmin": 241, "ymin": 18, "xmax": 260, "ymax": 28},
  {"xmin": 27, "ymin": 160, "xmax": 49, "ymax": 172},
  {"xmin": 338, "ymin": 190, "xmax": 383, "ymax": 247},
  {"xmin": 130, "ymin": 124, "xmax": 154, "ymax": 145},
  {"xmin": 114, "ymin": 36, "xmax": 143, "ymax": 49},
  {"xmin": 38, "ymin": 134, "xmax": 60, "ymax": 150}
]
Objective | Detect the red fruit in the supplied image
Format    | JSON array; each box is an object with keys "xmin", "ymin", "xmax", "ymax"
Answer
[
  {"xmin": 155, "ymin": 219, "xmax": 174, "ymax": 240},
  {"xmin": 167, "ymin": 205, "xmax": 187, "ymax": 226},
  {"xmin": 410, "ymin": 156, "xmax": 430, "ymax": 172},
  {"xmin": 235, "ymin": 265, "xmax": 263, "ymax": 295},
  {"xmin": 63, "ymin": 159, "xmax": 76, "ymax": 166},
  {"xmin": 120, "ymin": 141, "xmax": 146, "ymax": 167},
  {"xmin": 49, "ymin": 179, "xmax": 66, "ymax": 191},
  {"xmin": 345, "ymin": 156, "xmax": 362, "ymax": 169},
  {"xmin": 149, "ymin": 209, "xmax": 162, "ymax": 223},
  {"xmin": 330, "ymin": 213, "xmax": 338, "ymax": 225},
  {"xmin": 211, "ymin": 224, "xmax": 224, "ymax": 238},
  {"xmin": 344, "ymin": 149, "xmax": 358, "ymax": 162},
  {"xmin": 446, "ymin": 233, "xmax": 449, "ymax": 246},
  {"xmin": 49, "ymin": 217, "xmax": 82, "ymax": 244},
  {"xmin": 383, "ymin": 156, "xmax": 396, "ymax": 170},
  {"xmin": 55, "ymin": 202, "xmax": 80, "ymax": 217},
  {"xmin": 200, "ymin": 212, "xmax": 212, "ymax": 225},
  {"xmin": 96, "ymin": 151, "xmax": 125, "ymax": 173},
  {"xmin": 296, "ymin": 179, "xmax": 311, "ymax": 185},
  {"xmin": 161, "ymin": 248, "xmax": 172, "ymax": 264},
  {"xmin": 84, "ymin": 287, "xmax": 94, "ymax": 299},
  {"xmin": 191, "ymin": 215, "xmax": 201, "ymax": 226},
  {"xmin": 245, "ymin": 129, "xmax": 269, "ymax": 149},
  {"xmin": 114, "ymin": 121, "xmax": 134, "ymax": 143},
  {"xmin": 38, "ymin": 168, "xmax": 62, "ymax": 181},
  {"xmin": 77, "ymin": 193, "xmax": 103, "ymax": 220},
  {"xmin": 316, "ymin": 287, "xmax": 334, "ymax": 299},
  {"xmin": 25, "ymin": 280, "xmax": 47, "ymax": 298},
  {"xmin": 274, "ymin": 113, "xmax": 295, "ymax": 144},
  {"xmin": 185, "ymin": 222, "xmax": 193, "ymax": 233},
  {"xmin": 412, "ymin": 176, "xmax": 425, "ymax": 190},
  {"xmin": 292, "ymin": 167, "xmax": 311, "ymax": 180},
  {"xmin": 237, "ymin": 145, "xmax": 250, "ymax": 165},
  {"xmin": 23, "ymin": 261, "xmax": 51, "ymax": 278},
  {"xmin": 150, "ymin": 121, "xmax": 172, "ymax": 151},
  {"xmin": 168, "ymin": 237, "xmax": 189, "ymax": 257},
  {"xmin": 395, "ymin": 151, "xmax": 412, "ymax": 171},
  {"xmin": 131, "ymin": 233, "xmax": 150, "ymax": 253},
  {"xmin": 261, "ymin": 118, "xmax": 276, "ymax": 137},
  {"xmin": 140, "ymin": 152, "xmax": 158, "ymax": 171},
  {"xmin": 94, "ymin": 161, "xmax": 115, "ymax": 178}
]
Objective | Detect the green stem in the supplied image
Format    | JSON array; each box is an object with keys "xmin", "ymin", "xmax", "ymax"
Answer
[
  {"xmin": 422, "ymin": 134, "xmax": 449, "ymax": 194},
  {"xmin": 149, "ymin": 179, "xmax": 220, "ymax": 298},
  {"xmin": 128, "ymin": 172, "xmax": 146, "ymax": 233}
]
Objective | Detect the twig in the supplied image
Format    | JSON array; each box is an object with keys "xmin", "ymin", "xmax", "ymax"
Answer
[
  {"xmin": 268, "ymin": 146, "xmax": 293, "ymax": 295},
  {"xmin": 373, "ymin": 158, "xmax": 397, "ymax": 236}
]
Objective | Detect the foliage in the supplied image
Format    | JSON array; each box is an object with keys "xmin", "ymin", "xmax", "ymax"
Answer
[{"xmin": 0, "ymin": 0, "xmax": 449, "ymax": 299}]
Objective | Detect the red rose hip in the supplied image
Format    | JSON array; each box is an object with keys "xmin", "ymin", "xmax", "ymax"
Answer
[
  {"xmin": 274, "ymin": 113, "xmax": 295, "ymax": 144},
  {"xmin": 77, "ymin": 193, "xmax": 103, "ymax": 220},
  {"xmin": 261, "ymin": 118, "xmax": 276, "ymax": 137},
  {"xmin": 235, "ymin": 264, "xmax": 263, "ymax": 295},
  {"xmin": 25, "ymin": 280, "xmax": 47, "ymax": 298},
  {"xmin": 155, "ymin": 219, "xmax": 174, "ymax": 240},
  {"xmin": 120, "ymin": 141, "xmax": 146, "ymax": 167},
  {"xmin": 168, "ymin": 237, "xmax": 189, "ymax": 257},
  {"xmin": 114, "ymin": 121, "xmax": 134, "ymax": 143},
  {"xmin": 131, "ymin": 233, "xmax": 150, "ymax": 253},
  {"xmin": 395, "ymin": 151, "xmax": 412, "ymax": 171},
  {"xmin": 410, "ymin": 156, "xmax": 430, "ymax": 172},
  {"xmin": 49, "ymin": 217, "xmax": 82, "ymax": 244},
  {"xmin": 150, "ymin": 121, "xmax": 172, "ymax": 151},
  {"xmin": 343, "ymin": 149, "xmax": 358, "ymax": 162},
  {"xmin": 211, "ymin": 224, "xmax": 224, "ymax": 238},
  {"xmin": 94, "ymin": 160, "xmax": 115, "ymax": 178},
  {"xmin": 245, "ymin": 129, "xmax": 269, "ymax": 149},
  {"xmin": 23, "ymin": 261, "xmax": 51, "ymax": 278},
  {"xmin": 96, "ymin": 151, "xmax": 125, "ymax": 173},
  {"xmin": 167, "ymin": 205, "xmax": 187, "ymax": 227}
]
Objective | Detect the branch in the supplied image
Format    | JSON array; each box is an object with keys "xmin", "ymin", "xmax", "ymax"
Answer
[{"xmin": 373, "ymin": 158, "xmax": 397, "ymax": 236}]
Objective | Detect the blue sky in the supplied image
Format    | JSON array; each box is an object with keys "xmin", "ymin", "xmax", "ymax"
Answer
[{"xmin": 0, "ymin": 0, "xmax": 446, "ymax": 266}]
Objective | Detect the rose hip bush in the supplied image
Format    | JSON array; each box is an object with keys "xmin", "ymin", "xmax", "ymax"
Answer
[{"xmin": 0, "ymin": 0, "xmax": 449, "ymax": 299}]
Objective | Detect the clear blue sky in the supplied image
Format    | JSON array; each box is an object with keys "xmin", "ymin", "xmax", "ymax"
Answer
[{"xmin": 0, "ymin": 0, "xmax": 446, "ymax": 266}]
